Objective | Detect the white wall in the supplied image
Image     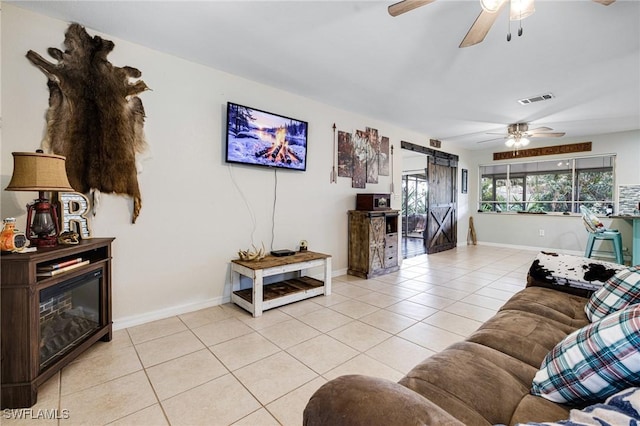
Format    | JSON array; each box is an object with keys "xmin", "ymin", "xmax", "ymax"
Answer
[
  {"xmin": 4, "ymin": 6, "xmax": 634, "ymax": 328},
  {"xmin": 468, "ymin": 131, "xmax": 640, "ymax": 260},
  {"xmin": 1, "ymin": 4, "xmax": 471, "ymax": 328}
]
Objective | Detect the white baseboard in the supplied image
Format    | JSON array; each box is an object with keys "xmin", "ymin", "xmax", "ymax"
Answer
[
  {"xmin": 475, "ymin": 240, "xmax": 581, "ymax": 255},
  {"xmin": 113, "ymin": 269, "xmax": 348, "ymax": 330},
  {"xmin": 457, "ymin": 239, "xmax": 585, "ymax": 257},
  {"xmin": 475, "ymin": 241, "xmax": 625, "ymax": 262},
  {"xmin": 113, "ymin": 295, "xmax": 230, "ymax": 331},
  {"xmin": 333, "ymin": 267, "xmax": 348, "ymax": 277}
]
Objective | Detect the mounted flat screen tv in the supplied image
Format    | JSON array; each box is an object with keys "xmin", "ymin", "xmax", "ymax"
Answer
[{"xmin": 225, "ymin": 102, "xmax": 308, "ymax": 171}]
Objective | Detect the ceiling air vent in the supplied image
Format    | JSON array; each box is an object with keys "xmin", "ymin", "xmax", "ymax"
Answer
[{"xmin": 518, "ymin": 93, "xmax": 555, "ymax": 105}]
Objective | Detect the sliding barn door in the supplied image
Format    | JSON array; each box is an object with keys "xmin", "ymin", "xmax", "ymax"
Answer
[{"xmin": 426, "ymin": 156, "xmax": 457, "ymax": 254}]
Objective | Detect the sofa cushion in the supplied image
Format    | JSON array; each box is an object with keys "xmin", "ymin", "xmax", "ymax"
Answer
[
  {"xmin": 400, "ymin": 341, "xmax": 547, "ymax": 425},
  {"xmin": 509, "ymin": 394, "xmax": 576, "ymax": 425},
  {"xmin": 516, "ymin": 387, "xmax": 640, "ymax": 426},
  {"xmin": 468, "ymin": 310, "xmax": 578, "ymax": 368},
  {"xmin": 585, "ymin": 266, "xmax": 640, "ymax": 322},
  {"xmin": 531, "ymin": 304, "xmax": 640, "ymax": 404},
  {"xmin": 303, "ymin": 374, "xmax": 465, "ymax": 426},
  {"xmin": 499, "ymin": 287, "xmax": 590, "ymax": 328}
]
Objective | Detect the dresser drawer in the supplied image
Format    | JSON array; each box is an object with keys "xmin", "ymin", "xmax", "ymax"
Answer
[{"xmin": 385, "ymin": 234, "xmax": 398, "ymax": 268}]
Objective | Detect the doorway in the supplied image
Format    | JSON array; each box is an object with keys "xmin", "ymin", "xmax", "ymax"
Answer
[
  {"xmin": 402, "ymin": 171, "xmax": 428, "ymax": 258},
  {"xmin": 401, "ymin": 142, "xmax": 459, "ymax": 259}
]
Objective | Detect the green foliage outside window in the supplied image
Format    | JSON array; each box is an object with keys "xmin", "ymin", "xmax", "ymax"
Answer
[
  {"xmin": 479, "ymin": 156, "xmax": 614, "ymax": 214},
  {"xmin": 402, "ymin": 174, "xmax": 427, "ymax": 216}
]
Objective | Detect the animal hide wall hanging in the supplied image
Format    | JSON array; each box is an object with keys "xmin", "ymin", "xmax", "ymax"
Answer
[{"xmin": 26, "ymin": 23, "xmax": 149, "ymax": 223}]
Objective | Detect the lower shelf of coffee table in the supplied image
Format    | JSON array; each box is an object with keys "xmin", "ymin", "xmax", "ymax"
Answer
[{"xmin": 232, "ymin": 276, "xmax": 324, "ymax": 311}]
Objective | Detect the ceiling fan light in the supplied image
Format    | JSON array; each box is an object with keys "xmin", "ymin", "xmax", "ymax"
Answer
[
  {"xmin": 505, "ymin": 138, "xmax": 515, "ymax": 147},
  {"xmin": 480, "ymin": 0, "xmax": 503, "ymax": 13},
  {"xmin": 520, "ymin": 137, "xmax": 530, "ymax": 146},
  {"xmin": 509, "ymin": 0, "xmax": 535, "ymax": 21}
]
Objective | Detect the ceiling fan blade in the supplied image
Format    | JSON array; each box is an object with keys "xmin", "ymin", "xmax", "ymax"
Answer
[
  {"xmin": 388, "ymin": 0, "xmax": 436, "ymax": 17},
  {"xmin": 527, "ymin": 126, "xmax": 554, "ymax": 132},
  {"xmin": 592, "ymin": 0, "xmax": 615, "ymax": 5},
  {"xmin": 477, "ymin": 137, "xmax": 505, "ymax": 144},
  {"xmin": 459, "ymin": 1, "xmax": 506, "ymax": 48},
  {"xmin": 528, "ymin": 132, "xmax": 566, "ymax": 138}
]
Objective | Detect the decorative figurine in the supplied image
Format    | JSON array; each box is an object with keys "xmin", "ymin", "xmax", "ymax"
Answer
[{"xmin": 1, "ymin": 218, "xmax": 29, "ymax": 252}]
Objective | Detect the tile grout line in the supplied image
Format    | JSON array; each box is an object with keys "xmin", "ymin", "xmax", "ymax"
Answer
[{"xmin": 38, "ymin": 246, "xmax": 539, "ymax": 426}]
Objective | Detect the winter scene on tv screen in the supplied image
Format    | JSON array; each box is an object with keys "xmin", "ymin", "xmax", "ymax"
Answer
[{"xmin": 226, "ymin": 103, "xmax": 308, "ymax": 171}]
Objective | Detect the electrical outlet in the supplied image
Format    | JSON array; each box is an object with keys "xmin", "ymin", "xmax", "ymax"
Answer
[{"xmin": 539, "ymin": 229, "xmax": 545, "ymax": 237}]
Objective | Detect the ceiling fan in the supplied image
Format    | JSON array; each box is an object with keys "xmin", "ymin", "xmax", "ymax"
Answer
[
  {"xmin": 478, "ymin": 122, "xmax": 565, "ymax": 148},
  {"xmin": 388, "ymin": 0, "xmax": 616, "ymax": 48}
]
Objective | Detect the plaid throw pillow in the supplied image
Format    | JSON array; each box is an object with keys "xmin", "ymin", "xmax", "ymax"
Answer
[
  {"xmin": 531, "ymin": 304, "xmax": 640, "ymax": 404},
  {"xmin": 585, "ymin": 266, "xmax": 640, "ymax": 322}
]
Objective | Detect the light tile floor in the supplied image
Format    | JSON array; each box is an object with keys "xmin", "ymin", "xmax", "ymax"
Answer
[{"xmin": 6, "ymin": 245, "xmax": 538, "ymax": 425}]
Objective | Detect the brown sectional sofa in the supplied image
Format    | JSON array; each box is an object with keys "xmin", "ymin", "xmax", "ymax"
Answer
[{"xmin": 303, "ymin": 283, "xmax": 598, "ymax": 425}]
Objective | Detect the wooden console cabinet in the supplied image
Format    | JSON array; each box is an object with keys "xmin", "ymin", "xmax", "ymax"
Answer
[
  {"xmin": 1, "ymin": 238, "xmax": 114, "ymax": 408},
  {"xmin": 348, "ymin": 210, "xmax": 399, "ymax": 278}
]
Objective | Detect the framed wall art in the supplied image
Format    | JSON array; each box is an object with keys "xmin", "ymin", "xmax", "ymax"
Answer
[{"xmin": 461, "ymin": 169, "xmax": 468, "ymax": 194}]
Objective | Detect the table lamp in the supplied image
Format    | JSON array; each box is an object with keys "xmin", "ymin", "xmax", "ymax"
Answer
[{"xmin": 5, "ymin": 151, "xmax": 75, "ymax": 247}]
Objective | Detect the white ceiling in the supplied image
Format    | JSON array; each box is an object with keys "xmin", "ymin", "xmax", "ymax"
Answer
[{"xmin": 10, "ymin": 0, "xmax": 640, "ymax": 151}]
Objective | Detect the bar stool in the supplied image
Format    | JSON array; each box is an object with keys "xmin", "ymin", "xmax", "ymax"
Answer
[{"xmin": 580, "ymin": 206, "xmax": 624, "ymax": 264}]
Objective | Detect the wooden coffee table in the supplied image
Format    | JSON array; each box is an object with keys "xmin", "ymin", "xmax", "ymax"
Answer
[{"xmin": 230, "ymin": 251, "xmax": 332, "ymax": 317}]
